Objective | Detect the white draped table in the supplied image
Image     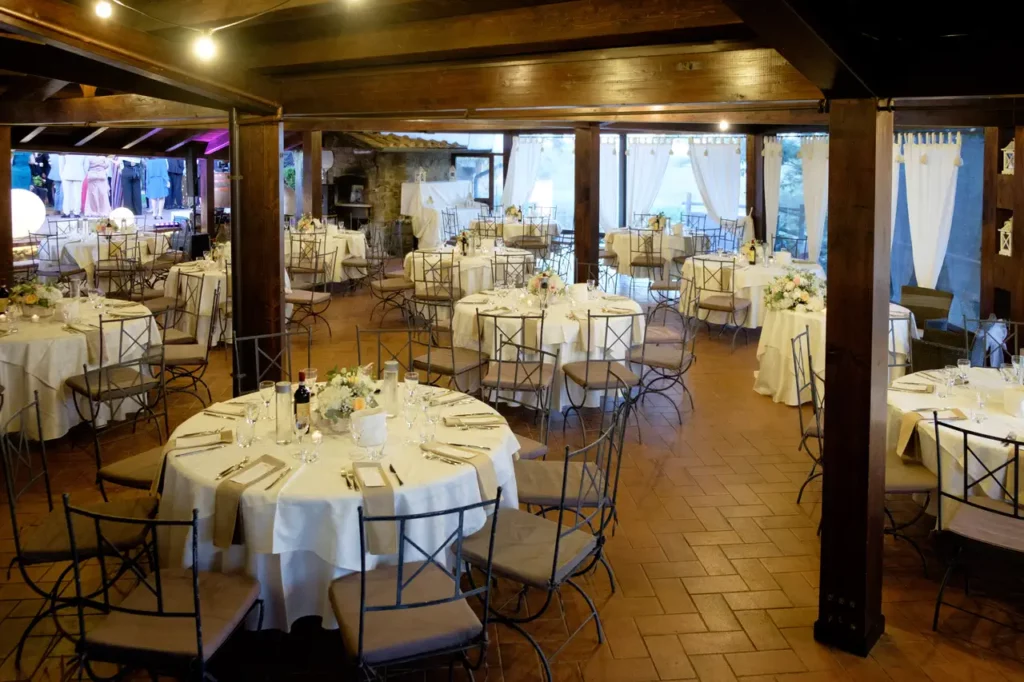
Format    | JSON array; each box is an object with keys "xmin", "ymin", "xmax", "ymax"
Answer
[
  {"xmin": 284, "ymin": 230, "xmax": 367, "ymax": 283},
  {"xmin": 400, "ymin": 181, "xmax": 477, "ymax": 249},
  {"xmin": 402, "ymin": 247, "xmax": 532, "ymax": 298},
  {"xmin": 680, "ymin": 257, "xmax": 826, "ymax": 329},
  {"xmin": 753, "ymin": 303, "xmax": 918, "ymax": 406},
  {"xmin": 37, "ymin": 231, "xmax": 171, "ymax": 283},
  {"xmin": 451, "ymin": 289, "xmax": 645, "ymax": 409},
  {"xmin": 158, "ymin": 392, "xmax": 519, "ymax": 631},
  {"xmin": 0, "ymin": 298, "xmax": 161, "ymax": 439},
  {"xmin": 604, "ymin": 229, "xmax": 695, "ymax": 276},
  {"xmin": 468, "ymin": 220, "xmax": 559, "ymax": 244}
]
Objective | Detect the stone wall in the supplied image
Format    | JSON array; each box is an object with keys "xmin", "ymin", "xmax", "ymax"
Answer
[{"xmin": 324, "ymin": 144, "xmax": 452, "ymax": 220}]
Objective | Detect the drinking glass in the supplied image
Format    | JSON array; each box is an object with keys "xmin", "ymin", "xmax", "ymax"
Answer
[
  {"xmin": 303, "ymin": 368, "xmax": 318, "ymax": 393},
  {"xmin": 403, "ymin": 399, "xmax": 420, "ymax": 444},
  {"xmin": 349, "ymin": 427, "xmax": 366, "ymax": 461},
  {"xmin": 1014, "ymin": 355, "xmax": 1023, "ymax": 383},
  {"xmin": 957, "ymin": 359, "xmax": 971, "ymax": 383},
  {"xmin": 235, "ymin": 420, "xmax": 255, "ymax": 448},
  {"xmin": 972, "ymin": 391, "xmax": 987, "ymax": 424},
  {"xmin": 422, "ymin": 405, "xmax": 441, "ymax": 443},
  {"xmin": 586, "ymin": 279, "xmax": 597, "ymax": 296},
  {"xmin": 293, "ymin": 416, "xmax": 310, "ymax": 460},
  {"xmin": 7, "ymin": 305, "xmax": 20, "ymax": 334},
  {"xmin": 306, "ymin": 430, "xmax": 322, "ymax": 464},
  {"xmin": 259, "ymin": 381, "xmax": 275, "ymax": 420},
  {"xmin": 404, "ymin": 371, "xmax": 419, "ymax": 399},
  {"xmin": 244, "ymin": 402, "xmax": 260, "ymax": 424},
  {"xmin": 61, "ymin": 305, "xmax": 72, "ymax": 326},
  {"xmin": 1001, "ymin": 363, "xmax": 1015, "ymax": 383}
]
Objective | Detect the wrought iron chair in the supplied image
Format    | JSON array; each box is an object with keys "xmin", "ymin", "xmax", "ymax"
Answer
[
  {"xmin": 527, "ymin": 205, "xmax": 556, "ymax": 221},
  {"xmin": 0, "ymin": 393, "xmax": 157, "ymax": 670},
  {"xmin": 910, "ymin": 337, "xmax": 967, "ymax": 373},
  {"xmin": 474, "ymin": 216, "xmax": 501, "ymax": 239},
  {"xmin": 409, "ymin": 251, "xmax": 460, "ymax": 327},
  {"xmin": 678, "ymin": 213, "xmax": 707, "ymax": 233},
  {"xmin": 356, "ymin": 327, "xmax": 415, "ymax": 379},
  {"xmin": 963, "ymin": 316, "xmax": 1021, "ymax": 368},
  {"xmin": 692, "ymin": 257, "xmax": 750, "ymax": 349},
  {"xmin": 491, "ymin": 253, "xmax": 535, "ymax": 288},
  {"xmin": 461, "ymin": 404, "xmax": 627, "ymax": 682},
  {"xmin": 718, "ymin": 218, "xmax": 744, "ymax": 252},
  {"xmin": 287, "ymin": 248, "xmax": 338, "ymax": 337},
  {"xmin": 62, "ymin": 499, "xmax": 263, "ymax": 681},
  {"xmin": 46, "ymin": 216, "xmax": 81, "ymax": 236},
  {"xmin": 232, "ymin": 328, "xmax": 312, "ymax": 393},
  {"xmin": 286, "ymin": 232, "xmax": 324, "ymax": 279},
  {"xmin": 95, "ymin": 232, "xmax": 141, "ymax": 288},
  {"xmin": 329, "ymin": 493, "xmax": 502, "ymax": 679},
  {"xmin": 412, "ymin": 304, "xmax": 488, "ymax": 393},
  {"xmin": 791, "ymin": 326, "xmax": 824, "ymax": 504},
  {"xmin": 626, "ymin": 228, "xmax": 665, "ymax": 299},
  {"xmin": 516, "ymin": 216, "xmax": 552, "ymax": 267},
  {"xmin": 889, "ymin": 310, "xmax": 915, "ymax": 378},
  {"xmin": 36, "ymin": 231, "xmax": 87, "ymax": 294},
  {"xmin": 161, "ymin": 270, "xmax": 207, "ymax": 345},
  {"xmin": 162, "ymin": 283, "xmax": 221, "ymax": 406},
  {"xmin": 11, "ymin": 234, "xmax": 39, "ymax": 284},
  {"xmin": 771, "ymin": 234, "xmax": 809, "ymax": 259},
  {"xmin": 441, "ymin": 206, "xmax": 460, "ymax": 245},
  {"xmin": 579, "ymin": 261, "xmax": 617, "ymax": 295}
]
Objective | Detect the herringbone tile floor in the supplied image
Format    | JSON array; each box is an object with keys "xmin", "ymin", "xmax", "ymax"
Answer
[{"xmin": 4, "ymin": 282, "xmax": 1024, "ymax": 681}]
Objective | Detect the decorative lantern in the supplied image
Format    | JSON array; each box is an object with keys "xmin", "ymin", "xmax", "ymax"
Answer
[
  {"xmin": 1000, "ymin": 218, "xmax": 1013, "ymax": 257},
  {"xmin": 1002, "ymin": 140, "xmax": 1015, "ymax": 175}
]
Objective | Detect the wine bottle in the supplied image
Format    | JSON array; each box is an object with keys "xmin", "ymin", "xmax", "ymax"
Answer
[{"xmin": 294, "ymin": 371, "xmax": 311, "ymax": 423}]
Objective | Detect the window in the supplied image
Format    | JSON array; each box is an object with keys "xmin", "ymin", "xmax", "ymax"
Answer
[
  {"xmin": 774, "ymin": 134, "xmax": 828, "ymax": 269},
  {"xmin": 524, "ymin": 135, "xmax": 575, "ymax": 231},
  {"xmin": 452, "ymin": 153, "xmax": 494, "ymax": 206}
]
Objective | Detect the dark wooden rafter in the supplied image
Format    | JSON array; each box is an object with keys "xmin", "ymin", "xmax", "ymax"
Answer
[
  {"xmin": 0, "ymin": 0, "xmax": 279, "ymax": 112},
  {"xmin": 1, "ymin": 76, "xmax": 69, "ymax": 100},
  {"xmin": 0, "ymin": 94, "xmax": 225, "ymax": 126}
]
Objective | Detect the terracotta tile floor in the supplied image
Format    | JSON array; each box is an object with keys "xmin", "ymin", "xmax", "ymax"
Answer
[{"xmin": 6, "ymin": 283, "xmax": 1024, "ymax": 681}]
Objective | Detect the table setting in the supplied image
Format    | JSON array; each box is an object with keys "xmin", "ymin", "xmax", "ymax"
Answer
[{"xmin": 156, "ymin": 367, "xmax": 519, "ymax": 631}]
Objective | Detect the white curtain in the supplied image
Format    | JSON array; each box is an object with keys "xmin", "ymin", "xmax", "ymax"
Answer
[
  {"xmin": 599, "ymin": 139, "xmax": 620, "ymax": 231},
  {"xmin": 904, "ymin": 132, "xmax": 962, "ymax": 289},
  {"xmin": 892, "ymin": 137, "xmax": 903, "ymax": 247},
  {"xmin": 503, "ymin": 137, "xmax": 542, "ymax": 208},
  {"xmin": 625, "ymin": 140, "xmax": 671, "ymax": 222},
  {"xmin": 763, "ymin": 137, "xmax": 783, "ymax": 246},
  {"xmin": 689, "ymin": 139, "xmax": 742, "ymax": 228},
  {"xmin": 800, "ymin": 137, "xmax": 829, "ymax": 263}
]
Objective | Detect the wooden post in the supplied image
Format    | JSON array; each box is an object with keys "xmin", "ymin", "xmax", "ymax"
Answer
[
  {"xmin": 0, "ymin": 126, "xmax": 11, "ymax": 287},
  {"xmin": 574, "ymin": 124, "xmax": 600, "ymax": 282},
  {"xmin": 232, "ymin": 119, "xmax": 284, "ymax": 395},
  {"xmin": 814, "ymin": 99, "xmax": 892, "ymax": 657},
  {"xmin": 301, "ymin": 130, "xmax": 323, "ymax": 219},
  {"xmin": 502, "ymin": 133, "xmax": 513, "ymax": 186},
  {"xmin": 618, "ymin": 133, "xmax": 627, "ymax": 228},
  {"xmin": 184, "ymin": 144, "xmax": 197, "ymax": 226},
  {"xmin": 746, "ymin": 133, "xmax": 765, "ymax": 240},
  {"xmin": 199, "ymin": 157, "xmax": 215, "ymax": 234}
]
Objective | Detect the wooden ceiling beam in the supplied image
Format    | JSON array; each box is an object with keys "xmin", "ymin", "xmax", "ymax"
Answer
[
  {"xmin": 245, "ymin": 0, "xmax": 745, "ymax": 73},
  {"xmin": 81, "ymin": 0, "xmax": 336, "ymax": 33},
  {"xmin": 0, "ymin": 0, "xmax": 280, "ymax": 113},
  {"xmin": 1, "ymin": 77, "xmax": 70, "ymax": 100},
  {"xmin": 0, "ymin": 94, "xmax": 226, "ymax": 126},
  {"xmin": 280, "ymin": 46, "xmax": 822, "ymax": 115}
]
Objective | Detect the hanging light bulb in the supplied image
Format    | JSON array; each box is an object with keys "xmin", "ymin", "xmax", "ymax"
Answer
[
  {"xmin": 193, "ymin": 32, "xmax": 217, "ymax": 61},
  {"xmin": 95, "ymin": 0, "xmax": 113, "ymax": 18},
  {"xmin": 718, "ymin": 120, "xmax": 730, "ymax": 132}
]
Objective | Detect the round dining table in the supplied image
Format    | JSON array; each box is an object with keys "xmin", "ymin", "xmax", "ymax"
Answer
[
  {"xmin": 450, "ymin": 287, "xmax": 645, "ymax": 409},
  {"xmin": 754, "ymin": 303, "xmax": 918, "ymax": 405},
  {"xmin": 0, "ymin": 297, "xmax": 161, "ymax": 439},
  {"xmin": 157, "ymin": 390, "xmax": 520, "ymax": 631}
]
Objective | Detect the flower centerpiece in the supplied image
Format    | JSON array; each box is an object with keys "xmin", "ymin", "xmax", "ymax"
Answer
[
  {"xmin": 505, "ymin": 205, "xmax": 523, "ymax": 222},
  {"xmin": 763, "ymin": 269, "xmax": 826, "ymax": 313},
  {"xmin": 95, "ymin": 218, "xmax": 120, "ymax": 234},
  {"xmin": 295, "ymin": 213, "xmax": 322, "ymax": 232},
  {"xmin": 646, "ymin": 212, "xmax": 668, "ymax": 231},
  {"xmin": 526, "ymin": 269, "xmax": 565, "ymax": 296},
  {"xmin": 317, "ymin": 366, "xmax": 378, "ymax": 433},
  {"xmin": 10, "ymin": 279, "xmax": 63, "ymax": 316}
]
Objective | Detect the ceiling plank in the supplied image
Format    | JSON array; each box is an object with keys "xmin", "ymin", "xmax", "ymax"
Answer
[
  {"xmin": 279, "ymin": 46, "xmax": 822, "ymax": 115},
  {"xmin": 245, "ymin": 0, "xmax": 744, "ymax": 73},
  {"xmin": 122, "ymin": 127, "xmax": 163, "ymax": 149},
  {"xmin": 0, "ymin": 94, "xmax": 226, "ymax": 126},
  {"xmin": 0, "ymin": 0, "xmax": 280, "ymax": 113},
  {"xmin": 19, "ymin": 126, "xmax": 45, "ymax": 142},
  {"xmin": 75, "ymin": 127, "xmax": 107, "ymax": 146},
  {"xmin": 2, "ymin": 77, "xmax": 70, "ymax": 100},
  {"xmin": 86, "ymin": 0, "xmax": 336, "ymax": 33}
]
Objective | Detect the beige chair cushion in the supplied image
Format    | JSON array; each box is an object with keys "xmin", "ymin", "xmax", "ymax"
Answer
[
  {"xmin": 645, "ymin": 326, "xmax": 683, "ymax": 344},
  {"xmin": 20, "ymin": 497, "xmax": 157, "ymax": 564},
  {"xmin": 649, "ymin": 280, "xmax": 677, "ymax": 292},
  {"xmin": 288, "ymin": 265, "xmax": 320, "ymax": 275},
  {"xmin": 128, "ymin": 287, "xmax": 165, "ymax": 302},
  {"xmin": 515, "ymin": 460, "xmax": 606, "ymax": 507},
  {"xmin": 143, "ymin": 296, "xmax": 176, "ymax": 313},
  {"xmin": 384, "ymin": 267, "xmax": 407, "ymax": 279},
  {"xmin": 482, "ymin": 362, "xmax": 555, "ymax": 390},
  {"xmin": 99, "ymin": 446, "xmax": 164, "ymax": 490},
  {"xmin": 343, "ymin": 257, "xmax": 369, "ymax": 268},
  {"xmin": 86, "ymin": 569, "xmax": 259, "ymax": 660},
  {"xmin": 946, "ymin": 496, "xmax": 1024, "ymax": 553},
  {"xmin": 563, "ymin": 361, "xmax": 639, "ymax": 389},
  {"xmin": 598, "ymin": 250, "xmax": 617, "ymax": 261},
  {"xmin": 163, "ymin": 328, "xmax": 197, "ymax": 346},
  {"xmin": 699, "ymin": 295, "xmax": 751, "ymax": 313},
  {"xmin": 65, "ymin": 367, "xmax": 160, "ymax": 400},
  {"xmin": 286, "ymin": 290, "xmax": 332, "ymax": 305},
  {"xmin": 461, "ymin": 509, "xmax": 597, "ymax": 589},
  {"xmin": 38, "ymin": 266, "xmax": 86, "ymax": 278},
  {"xmin": 515, "ymin": 433, "xmax": 548, "ymax": 461},
  {"xmin": 630, "ymin": 256, "xmax": 665, "ymax": 268},
  {"xmin": 628, "ymin": 345, "xmax": 687, "ymax": 371},
  {"xmin": 884, "ymin": 449, "xmax": 937, "ymax": 494},
  {"xmin": 164, "ymin": 344, "xmax": 208, "ymax": 366},
  {"xmin": 371, "ymin": 278, "xmax": 414, "ymax": 293},
  {"xmin": 671, "ymin": 255, "xmax": 689, "ymax": 265},
  {"xmin": 329, "ymin": 562, "xmax": 482, "ymax": 665},
  {"xmin": 413, "ymin": 348, "xmax": 487, "ymax": 375}
]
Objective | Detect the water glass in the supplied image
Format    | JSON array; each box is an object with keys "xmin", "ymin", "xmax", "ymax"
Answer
[
  {"xmin": 972, "ymin": 391, "xmax": 987, "ymax": 424},
  {"xmin": 404, "ymin": 371, "xmax": 419, "ymax": 398},
  {"xmin": 303, "ymin": 368, "xmax": 318, "ymax": 393},
  {"xmin": 1001, "ymin": 363, "xmax": 1015, "ymax": 383},
  {"xmin": 244, "ymin": 402, "xmax": 260, "ymax": 424},
  {"xmin": 259, "ymin": 380, "xmax": 275, "ymax": 420},
  {"xmin": 306, "ymin": 430, "xmax": 322, "ymax": 464},
  {"xmin": 403, "ymin": 399, "xmax": 420, "ymax": 444},
  {"xmin": 957, "ymin": 359, "xmax": 971, "ymax": 383},
  {"xmin": 235, "ymin": 420, "xmax": 255, "ymax": 448},
  {"xmin": 1014, "ymin": 355, "xmax": 1023, "ymax": 383},
  {"xmin": 586, "ymin": 279, "xmax": 597, "ymax": 295}
]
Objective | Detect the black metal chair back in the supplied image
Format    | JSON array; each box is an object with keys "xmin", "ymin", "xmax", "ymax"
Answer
[
  {"xmin": 232, "ymin": 328, "xmax": 312, "ymax": 391},
  {"xmin": 901, "ymin": 285, "xmax": 953, "ymax": 329},
  {"xmin": 287, "ymin": 233, "xmax": 323, "ymax": 273},
  {"xmin": 475, "ymin": 217, "xmax": 500, "ymax": 239},
  {"xmin": 718, "ymin": 218, "xmax": 743, "ymax": 252},
  {"xmin": 0, "ymin": 394, "xmax": 50, "ymax": 561},
  {"xmin": 47, "ymin": 217, "xmax": 80, "ymax": 236},
  {"xmin": 527, "ymin": 205, "xmax": 556, "ymax": 221},
  {"xmin": 771, "ymin": 234, "xmax": 808, "ymax": 259},
  {"xmin": 97, "ymin": 232, "xmax": 140, "ymax": 266},
  {"xmin": 411, "ymin": 251, "xmax": 459, "ymax": 302},
  {"xmin": 889, "ymin": 311, "xmax": 914, "ymax": 374},
  {"xmin": 910, "ymin": 337, "xmax": 967, "ymax": 373},
  {"xmin": 578, "ymin": 310, "xmax": 643, "ymax": 378},
  {"xmin": 964, "ymin": 317, "xmax": 1021, "ymax": 368},
  {"xmin": 356, "ymin": 327, "xmax": 414, "ymax": 379},
  {"xmin": 628, "ymin": 228, "xmax": 661, "ymax": 266},
  {"xmin": 791, "ymin": 325, "xmax": 823, "ymax": 447},
  {"xmin": 441, "ymin": 207, "xmax": 459, "ymax": 243},
  {"xmin": 679, "ymin": 213, "xmax": 706, "ymax": 232},
  {"xmin": 692, "ymin": 257, "xmax": 738, "ymax": 301},
  {"xmin": 475, "ymin": 311, "xmax": 556, "ymax": 414},
  {"xmin": 491, "ymin": 253, "xmax": 535, "ymax": 287}
]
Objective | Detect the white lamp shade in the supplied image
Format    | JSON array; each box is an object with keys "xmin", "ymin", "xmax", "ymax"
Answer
[
  {"xmin": 321, "ymin": 150, "xmax": 334, "ymax": 170},
  {"xmin": 109, "ymin": 207, "xmax": 135, "ymax": 226},
  {"xmin": 11, "ymin": 189, "xmax": 45, "ymax": 239}
]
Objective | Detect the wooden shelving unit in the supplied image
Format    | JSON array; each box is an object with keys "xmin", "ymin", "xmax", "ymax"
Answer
[{"xmin": 981, "ymin": 127, "xmax": 1024, "ymax": 320}]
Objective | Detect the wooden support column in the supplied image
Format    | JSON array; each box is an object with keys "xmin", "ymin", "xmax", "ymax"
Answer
[
  {"xmin": 232, "ymin": 118, "xmax": 284, "ymax": 395},
  {"xmin": 502, "ymin": 133, "xmax": 513, "ymax": 186},
  {"xmin": 618, "ymin": 133, "xmax": 627, "ymax": 228},
  {"xmin": 199, "ymin": 157, "xmax": 215, "ymax": 234},
  {"xmin": 0, "ymin": 126, "xmax": 10, "ymax": 287},
  {"xmin": 574, "ymin": 124, "xmax": 600, "ymax": 282},
  {"xmin": 746, "ymin": 133, "xmax": 765, "ymax": 240},
  {"xmin": 301, "ymin": 130, "xmax": 323, "ymax": 219},
  {"xmin": 815, "ymin": 99, "xmax": 892, "ymax": 657}
]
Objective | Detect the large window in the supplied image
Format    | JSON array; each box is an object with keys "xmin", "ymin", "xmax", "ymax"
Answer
[
  {"xmin": 775, "ymin": 134, "xmax": 828, "ymax": 269},
  {"xmin": 525, "ymin": 135, "xmax": 575, "ymax": 231}
]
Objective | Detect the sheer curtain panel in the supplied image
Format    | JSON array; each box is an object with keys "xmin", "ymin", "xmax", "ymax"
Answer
[
  {"xmin": 763, "ymin": 137, "xmax": 783, "ymax": 246},
  {"xmin": 800, "ymin": 137, "xmax": 829, "ymax": 263},
  {"xmin": 689, "ymin": 139, "xmax": 742, "ymax": 228},
  {"xmin": 904, "ymin": 132, "xmax": 962, "ymax": 289},
  {"xmin": 625, "ymin": 140, "xmax": 671, "ymax": 221},
  {"xmin": 503, "ymin": 137, "xmax": 543, "ymax": 208}
]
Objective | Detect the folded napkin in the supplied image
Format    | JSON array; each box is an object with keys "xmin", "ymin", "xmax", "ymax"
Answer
[
  {"xmin": 430, "ymin": 392, "xmax": 471, "ymax": 407},
  {"xmin": 107, "ymin": 301, "xmax": 141, "ymax": 309},
  {"xmin": 889, "ymin": 382, "xmax": 935, "ymax": 394},
  {"xmin": 352, "ymin": 407, "xmax": 387, "ymax": 447},
  {"xmin": 204, "ymin": 405, "xmax": 247, "ymax": 418},
  {"xmin": 107, "ymin": 311, "xmax": 151, "ymax": 319},
  {"xmin": 67, "ymin": 323, "xmax": 103, "ymax": 364},
  {"xmin": 420, "ymin": 441, "xmax": 498, "ymax": 500},
  {"xmin": 173, "ymin": 429, "xmax": 233, "ymax": 450},
  {"xmin": 354, "ymin": 462, "xmax": 398, "ymax": 555},
  {"xmin": 896, "ymin": 408, "xmax": 967, "ymax": 461},
  {"xmin": 601, "ymin": 307, "xmax": 635, "ymax": 314},
  {"xmin": 443, "ymin": 414, "xmax": 506, "ymax": 427},
  {"xmin": 213, "ymin": 455, "xmax": 286, "ymax": 548},
  {"xmin": 602, "ymin": 294, "xmax": 630, "ymax": 301},
  {"xmin": 461, "ymin": 295, "xmax": 489, "ymax": 304},
  {"xmin": 478, "ymin": 306, "xmax": 513, "ymax": 315},
  {"xmin": 568, "ymin": 283, "xmax": 589, "ymax": 304}
]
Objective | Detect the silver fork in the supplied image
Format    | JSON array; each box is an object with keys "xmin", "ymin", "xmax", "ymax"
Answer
[{"xmin": 215, "ymin": 457, "xmax": 250, "ymax": 480}]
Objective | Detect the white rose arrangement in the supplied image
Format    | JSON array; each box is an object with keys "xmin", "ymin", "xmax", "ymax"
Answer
[
  {"xmin": 763, "ymin": 268, "xmax": 826, "ymax": 313},
  {"xmin": 295, "ymin": 214, "xmax": 323, "ymax": 232},
  {"xmin": 317, "ymin": 366, "xmax": 378, "ymax": 421},
  {"xmin": 527, "ymin": 269, "xmax": 565, "ymax": 295}
]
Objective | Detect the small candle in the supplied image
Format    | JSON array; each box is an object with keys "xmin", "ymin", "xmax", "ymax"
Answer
[{"xmin": 30, "ymin": 314, "xmax": 39, "ymax": 323}]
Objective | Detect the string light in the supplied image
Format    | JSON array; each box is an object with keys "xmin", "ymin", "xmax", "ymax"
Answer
[
  {"xmin": 718, "ymin": 120, "xmax": 730, "ymax": 132},
  {"xmin": 95, "ymin": 0, "xmax": 113, "ymax": 18},
  {"xmin": 193, "ymin": 32, "xmax": 217, "ymax": 61}
]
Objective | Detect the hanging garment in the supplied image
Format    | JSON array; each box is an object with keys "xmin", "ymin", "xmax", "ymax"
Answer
[
  {"xmin": 11, "ymin": 152, "xmax": 31, "ymax": 190},
  {"xmin": 167, "ymin": 158, "xmax": 185, "ymax": 209},
  {"xmin": 83, "ymin": 156, "xmax": 111, "ymax": 216},
  {"xmin": 120, "ymin": 161, "xmax": 144, "ymax": 215},
  {"xmin": 60, "ymin": 155, "xmax": 87, "ymax": 216},
  {"xmin": 50, "ymin": 155, "xmax": 63, "ymax": 212},
  {"xmin": 145, "ymin": 158, "xmax": 170, "ymax": 200}
]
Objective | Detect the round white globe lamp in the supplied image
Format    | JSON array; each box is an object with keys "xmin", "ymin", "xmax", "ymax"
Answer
[{"xmin": 11, "ymin": 189, "xmax": 45, "ymax": 239}]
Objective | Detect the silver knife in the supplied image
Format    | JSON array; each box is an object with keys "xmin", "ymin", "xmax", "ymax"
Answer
[
  {"xmin": 264, "ymin": 467, "xmax": 293, "ymax": 491},
  {"xmin": 441, "ymin": 442, "xmax": 491, "ymax": 451},
  {"xmin": 215, "ymin": 458, "xmax": 249, "ymax": 480},
  {"xmin": 174, "ymin": 444, "xmax": 228, "ymax": 458}
]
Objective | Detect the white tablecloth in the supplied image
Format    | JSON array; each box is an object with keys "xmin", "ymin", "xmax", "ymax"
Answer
[
  {"xmin": 402, "ymin": 247, "xmax": 532, "ymax": 299},
  {"xmin": 886, "ymin": 368, "xmax": 1023, "ymax": 521},
  {"xmin": 0, "ymin": 299, "xmax": 161, "ymax": 439},
  {"xmin": 469, "ymin": 220, "xmax": 559, "ymax": 244},
  {"xmin": 604, "ymin": 229, "xmax": 694, "ymax": 276},
  {"xmin": 400, "ymin": 181, "xmax": 476, "ymax": 249},
  {"xmin": 451, "ymin": 289, "xmax": 645, "ymax": 409},
  {"xmin": 158, "ymin": 392, "xmax": 520, "ymax": 631},
  {"xmin": 681, "ymin": 257, "xmax": 826, "ymax": 329},
  {"xmin": 753, "ymin": 303, "xmax": 917, "ymax": 406},
  {"xmin": 284, "ymin": 230, "xmax": 367, "ymax": 283},
  {"xmin": 38, "ymin": 232, "xmax": 170, "ymax": 283}
]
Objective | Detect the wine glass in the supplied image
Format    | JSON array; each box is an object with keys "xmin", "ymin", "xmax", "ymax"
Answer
[
  {"xmin": 1001, "ymin": 363, "xmax": 1015, "ymax": 383},
  {"xmin": 586, "ymin": 279, "xmax": 597, "ymax": 296},
  {"xmin": 293, "ymin": 416, "xmax": 310, "ymax": 460},
  {"xmin": 307, "ymin": 430, "xmax": 322, "ymax": 464},
  {"xmin": 7, "ymin": 305, "xmax": 20, "ymax": 334},
  {"xmin": 259, "ymin": 381, "xmax": 275, "ymax": 420},
  {"xmin": 957, "ymin": 359, "xmax": 971, "ymax": 383},
  {"xmin": 403, "ymin": 398, "xmax": 420, "ymax": 444},
  {"xmin": 303, "ymin": 368, "xmax": 318, "ymax": 394},
  {"xmin": 404, "ymin": 371, "xmax": 419, "ymax": 399},
  {"xmin": 349, "ymin": 426, "xmax": 366, "ymax": 461}
]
